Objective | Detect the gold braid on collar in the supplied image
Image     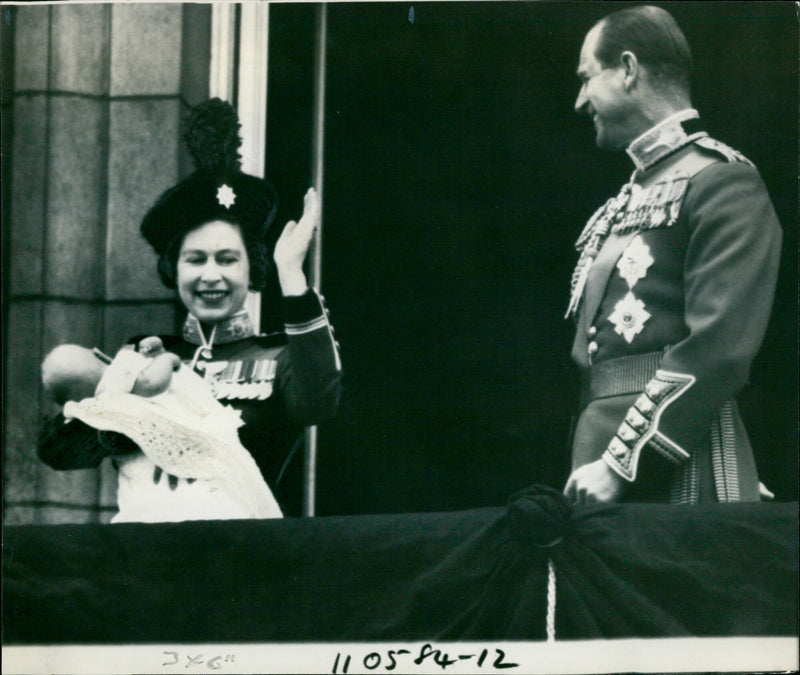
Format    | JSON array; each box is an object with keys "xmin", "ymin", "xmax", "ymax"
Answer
[
  {"xmin": 626, "ymin": 109, "xmax": 707, "ymax": 173},
  {"xmin": 182, "ymin": 311, "xmax": 255, "ymax": 347}
]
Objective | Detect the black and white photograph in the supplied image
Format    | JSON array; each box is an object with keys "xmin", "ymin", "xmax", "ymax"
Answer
[{"xmin": 2, "ymin": 2, "xmax": 798, "ymax": 673}]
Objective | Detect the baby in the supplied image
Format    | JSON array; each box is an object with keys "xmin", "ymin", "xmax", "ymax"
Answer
[
  {"xmin": 42, "ymin": 337, "xmax": 181, "ymax": 404},
  {"xmin": 41, "ymin": 338, "xmax": 282, "ymax": 522}
]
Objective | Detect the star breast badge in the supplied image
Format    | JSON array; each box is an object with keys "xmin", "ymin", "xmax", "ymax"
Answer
[
  {"xmin": 616, "ymin": 235, "xmax": 654, "ymax": 289},
  {"xmin": 216, "ymin": 184, "xmax": 236, "ymax": 209},
  {"xmin": 608, "ymin": 292, "xmax": 651, "ymax": 343}
]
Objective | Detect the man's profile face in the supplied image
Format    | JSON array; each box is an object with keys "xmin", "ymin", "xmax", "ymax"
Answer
[{"xmin": 574, "ymin": 23, "xmax": 634, "ymax": 151}]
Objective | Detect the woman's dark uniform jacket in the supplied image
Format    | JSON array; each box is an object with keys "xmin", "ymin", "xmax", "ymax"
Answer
[
  {"xmin": 38, "ymin": 289, "xmax": 342, "ymax": 515},
  {"xmin": 568, "ymin": 113, "xmax": 782, "ymax": 503}
]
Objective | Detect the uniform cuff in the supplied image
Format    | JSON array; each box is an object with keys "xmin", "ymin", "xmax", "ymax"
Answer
[
  {"xmin": 603, "ymin": 369, "xmax": 695, "ymax": 481},
  {"xmin": 283, "ymin": 289, "xmax": 330, "ymax": 335}
]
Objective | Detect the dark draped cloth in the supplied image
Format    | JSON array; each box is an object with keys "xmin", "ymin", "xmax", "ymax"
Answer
[{"xmin": 3, "ymin": 487, "xmax": 797, "ymax": 644}]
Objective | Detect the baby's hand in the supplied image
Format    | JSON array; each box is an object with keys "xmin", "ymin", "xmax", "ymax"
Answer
[
  {"xmin": 137, "ymin": 336, "xmax": 166, "ymax": 358},
  {"xmin": 132, "ymin": 338, "xmax": 181, "ymax": 397}
]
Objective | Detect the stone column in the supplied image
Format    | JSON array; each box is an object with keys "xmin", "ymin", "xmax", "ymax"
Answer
[{"xmin": 4, "ymin": 3, "xmax": 210, "ymax": 524}]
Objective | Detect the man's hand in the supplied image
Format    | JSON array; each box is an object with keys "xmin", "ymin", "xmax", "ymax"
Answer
[
  {"xmin": 564, "ymin": 458, "xmax": 626, "ymax": 506},
  {"xmin": 274, "ymin": 187, "xmax": 320, "ymax": 296}
]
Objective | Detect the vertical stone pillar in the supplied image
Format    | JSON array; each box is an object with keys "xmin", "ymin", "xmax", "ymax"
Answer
[
  {"xmin": 5, "ymin": 6, "xmax": 50, "ymax": 525},
  {"xmin": 4, "ymin": 4, "xmax": 210, "ymax": 524},
  {"xmin": 6, "ymin": 4, "xmax": 108, "ymax": 524},
  {"xmin": 39, "ymin": 5, "xmax": 112, "ymax": 524}
]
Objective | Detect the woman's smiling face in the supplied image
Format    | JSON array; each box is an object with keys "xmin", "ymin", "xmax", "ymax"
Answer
[{"xmin": 176, "ymin": 220, "xmax": 251, "ymax": 324}]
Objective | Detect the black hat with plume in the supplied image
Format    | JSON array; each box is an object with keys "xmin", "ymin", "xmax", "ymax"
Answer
[{"xmin": 140, "ymin": 98, "xmax": 278, "ymax": 255}]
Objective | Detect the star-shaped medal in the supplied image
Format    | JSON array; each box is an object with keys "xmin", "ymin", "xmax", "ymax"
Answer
[
  {"xmin": 608, "ymin": 292, "xmax": 651, "ymax": 344},
  {"xmin": 616, "ymin": 235, "xmax": 654, "ymax": 289},
  {"xmin": 216, "ymin": 183, "xmax": 236, "ymax": 209}
]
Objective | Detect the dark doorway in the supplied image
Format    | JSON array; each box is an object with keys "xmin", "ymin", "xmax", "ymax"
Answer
[{"xmin": 266, "ymin": 2, "xmax": 798, "ymax": 515}]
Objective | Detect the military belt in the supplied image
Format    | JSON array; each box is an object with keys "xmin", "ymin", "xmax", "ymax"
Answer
[{"xmin": 589, "ymin": 350, "xmax": 665, "ymax": 400}]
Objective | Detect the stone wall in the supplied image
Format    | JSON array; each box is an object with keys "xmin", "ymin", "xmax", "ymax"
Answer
[{"xmin": 4, "ymin": 3, "xmax": 211, "ymax": 524}]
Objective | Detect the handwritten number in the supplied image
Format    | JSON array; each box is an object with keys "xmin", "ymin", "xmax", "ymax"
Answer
[
  {"xmin": 333, "ymin": 646, "xmax": 515, "ymax": 672},
  {"xmin": 414, "ymin": 643, "xmax": 458, "ymax": 668},
  {"xmin": 493, "ymin": 649, "xmax": 519, "ymax": 669},
  {"xmin": 386, "ymin": 649, "xmax": 409, "ymax": 671},
  {"xmin": 186, "ymin": 654, "xmax": 204, "ymax": 668},
  {"xmin": 332, "ymin": 653, "xmax": 351, "ymax": 674},
  {"xmin": 162, "ymin": 651, "xmax": 237, "ymax": 671},
  {"xmin": 363, "ymin": 653, "xmax": 381, "ymax": 670}
]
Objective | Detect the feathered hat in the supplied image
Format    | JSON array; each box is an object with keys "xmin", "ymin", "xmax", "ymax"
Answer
[{"xmin": 140, "ymin": 98, "xmax": 278, "ymax": 255}]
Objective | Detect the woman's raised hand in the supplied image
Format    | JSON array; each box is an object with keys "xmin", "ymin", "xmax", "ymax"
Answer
[{"xmin": 273, "ymin": 187, "xmax": 320, "ymax": 296}]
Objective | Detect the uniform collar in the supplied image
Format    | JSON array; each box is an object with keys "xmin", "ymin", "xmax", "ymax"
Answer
[
  {"xmin": 626, "ymin": 109, "xmax": 706, "ymax": 173},
  {"xmin": 182, "ymin": 310, "xmax": 255, "ymax": 346}
]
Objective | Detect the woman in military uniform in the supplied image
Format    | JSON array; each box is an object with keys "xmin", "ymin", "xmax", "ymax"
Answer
[{"xmin": 38, "ymin": 99, "xmax": 342, "ymax": 519}]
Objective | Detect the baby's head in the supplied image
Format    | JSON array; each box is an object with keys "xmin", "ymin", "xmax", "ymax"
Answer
[
  {"xmin": 42, "ymin": 338, "xmax": 181, "ymax": 404},
  {"xmin": 42, "ymin": 345, "xmax": 107, "ymax": 405}
]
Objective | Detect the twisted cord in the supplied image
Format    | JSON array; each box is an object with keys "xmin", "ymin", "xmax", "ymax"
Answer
[{"xmin": 546, "ymin": 557, "xmax": 557, "ymax": 642}]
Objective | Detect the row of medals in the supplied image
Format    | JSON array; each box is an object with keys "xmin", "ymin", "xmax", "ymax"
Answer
[{"xmin": 195, "ymin": 357, "xmax": 277, "ymax": 400}]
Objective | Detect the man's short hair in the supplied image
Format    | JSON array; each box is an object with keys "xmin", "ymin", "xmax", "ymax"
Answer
[{"xmin": 595, "ymin": 5, "xmax": 693, "ymax": 93}]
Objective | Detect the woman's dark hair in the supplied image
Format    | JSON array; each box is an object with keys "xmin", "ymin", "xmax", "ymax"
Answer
[
  {"xmin": 156, "ymin": 219, "xmax": 272, "ymax": 291},
  {"xmin": 595, "ymin": 5, "xmax": 693, "ymax": 93}
]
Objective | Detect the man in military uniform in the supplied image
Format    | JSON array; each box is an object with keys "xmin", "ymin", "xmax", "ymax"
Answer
[{"xmin": 563, "ymin": 6, "xmax": 782, "ymax": 505}]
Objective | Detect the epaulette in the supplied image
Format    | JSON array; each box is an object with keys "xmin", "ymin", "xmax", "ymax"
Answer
[{"xmin": 693, "ymin": 136, "xmax": 754, "ymax": 167}]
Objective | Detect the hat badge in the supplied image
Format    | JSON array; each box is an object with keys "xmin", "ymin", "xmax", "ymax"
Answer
[{"xmin": 216, "ymin": 183, "xmax": 236, "ymax": 209}]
